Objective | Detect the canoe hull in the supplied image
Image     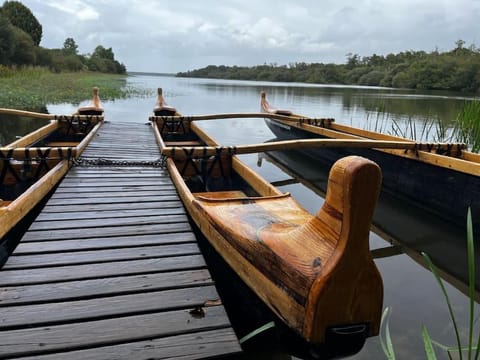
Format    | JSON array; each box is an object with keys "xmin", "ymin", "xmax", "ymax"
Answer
[{"xmin": 265, "ymin": 117, "xmax": 480, "ymax": 229}]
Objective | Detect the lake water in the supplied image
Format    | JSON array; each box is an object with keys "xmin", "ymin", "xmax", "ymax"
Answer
[{"xmin": 3, "ymin": 74, "xmax": 479, "ymax": 359}]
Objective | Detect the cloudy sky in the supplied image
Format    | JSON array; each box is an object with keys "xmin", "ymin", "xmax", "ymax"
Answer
[{"xmin": 21, "ymin": 0, "xmax": 480, "ymax": 73}]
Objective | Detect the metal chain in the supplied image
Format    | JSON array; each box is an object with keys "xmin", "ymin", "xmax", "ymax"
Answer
[{"xmin": 73, "ymin": 156, "xmax": 167, "ymax": 168}]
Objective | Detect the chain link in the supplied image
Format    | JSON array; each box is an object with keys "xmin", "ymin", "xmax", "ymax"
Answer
[{"xmin": 73, "ymin": 156, "xmax": 167, "ymax": 168}]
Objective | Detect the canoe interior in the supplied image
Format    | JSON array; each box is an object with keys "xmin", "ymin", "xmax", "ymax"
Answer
[
  {"xmin": 36, "ymin": 116, "xmax": 101, "ymax": 146},
  {"xmin": 0, "ymin": 115, "xmax": 102, "ymax": 218},
  {"xmin": 157, "ymin": 118, "xmax": 255, "ymax": 195},
  {"xmin": 1, "ymin": 116, "xmax": 102, "ymax": 198}
]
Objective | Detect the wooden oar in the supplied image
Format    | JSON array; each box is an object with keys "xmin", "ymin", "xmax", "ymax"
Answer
[
  {"xmin": 0, "ymin": 108, "xmax": 57, "ymax": 120},
  {"xmin": 162, "ymin": 138, "xmax": 467, "ymax": 158},
  {"xmin": 0, "ymin": 108, "xmax": 103, "ymax": 121},
  {"xmin": 149, "ymin": 112, "xmax": 317, "ymax": 122}
]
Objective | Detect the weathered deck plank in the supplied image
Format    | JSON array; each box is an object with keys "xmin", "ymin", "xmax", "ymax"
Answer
[
  {"xmin": 15, "ymin": 328, "xmax": 239, "ymax": 360},
  {"xmin": 0, "ymin": 269, "xmax": 213, "ymax": 306},
  {"xmin": 0, "ymin": 121, "xmax": 241, "ymax": 359},
  {"xmin": 0, "ymin": 307, "xmax": 232, "ymax": 358}
]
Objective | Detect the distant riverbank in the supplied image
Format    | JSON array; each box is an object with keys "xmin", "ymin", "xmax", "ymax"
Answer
[
  {"xmin": 0, "ymin": 68, "xmax": 148, "ymax": 110},
  {"xmin": 177, "ymin": 43, "xmax": 480, "ymax": 94}
]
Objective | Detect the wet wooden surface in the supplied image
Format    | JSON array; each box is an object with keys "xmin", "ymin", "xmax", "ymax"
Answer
[{"xmin": 0, "ymin": 121, "xmax": 241, "ymax": 359}]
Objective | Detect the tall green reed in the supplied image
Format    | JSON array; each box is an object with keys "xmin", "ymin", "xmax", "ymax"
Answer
[{"xmin": 453, "ymin": 101, "xmax": 480, "ymax": 153}]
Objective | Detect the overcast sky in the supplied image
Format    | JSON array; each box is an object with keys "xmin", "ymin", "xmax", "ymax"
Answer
[{"xmin": 21, "ymin": 0, "xmax": 480, "ymax": 73}]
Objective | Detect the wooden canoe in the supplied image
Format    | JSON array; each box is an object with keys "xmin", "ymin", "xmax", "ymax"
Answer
[
  {"xmin": 261, "ymin": 91, "xmax": 480, "ymax": 230},
  {"xmin": 149, "ymin": 92, "xmax": 383, "ymax": 353},
  {"xmin": 0, "ymin": 108, "xmax": 103, "ymax": 247}
]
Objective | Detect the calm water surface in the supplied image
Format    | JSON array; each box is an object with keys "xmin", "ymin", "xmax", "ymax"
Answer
[{"xmin": 6, "ymin": 74, "xmax": 479, "ymax": 359}]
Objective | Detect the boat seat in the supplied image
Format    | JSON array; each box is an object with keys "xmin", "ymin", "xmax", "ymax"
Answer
[
  {"xmin": 193, "ymin": 190, "xmax": 247, "ymax": 200},
  {"xmin": 273, "ymin": 109, "xmax": 292, "ymax": 116},
  {"xmin": 46, "ymin": 142, "xmax": 78, "ymax": 147}
]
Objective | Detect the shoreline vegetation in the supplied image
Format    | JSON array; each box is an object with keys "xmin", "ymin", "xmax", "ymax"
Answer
[
  {"xmin": 0, "ymin": 69, "xmax": 149, "ymax": 110},
  {"xmin": 177, "ymin": 40, "xmax": 480, "ymax": 94}
]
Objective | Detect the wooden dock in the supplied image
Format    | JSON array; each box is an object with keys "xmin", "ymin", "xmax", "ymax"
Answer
[{"xmin": 0, "ymin": 121, "xmax": 242, "ymax": 359}]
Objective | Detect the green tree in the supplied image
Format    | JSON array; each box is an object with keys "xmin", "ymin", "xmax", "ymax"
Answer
[
  {"xmin": 358, "ymin": 70, "xmax": 386, "ymax": 86},
  {"xmin": 87, "ymin": 45, "xmax": 125, "ymax": 74},
  {"xmin": 92, "ymin": 45, "xmax": 114, "ymax": 60},
  {"xmin": 0, "ymin": 14, "xmax": 14, "ymax": 64},
  {"xmin": 34, "ymin": 46, "xmax": 52, "ymax": 67},
  {"xmin": 10, "ymin": 26, "xmax": 36, "ymax": 65},
  {"xmin": 1, "ymin": 1, "xmax": 42, "ymax": 45},
  {"xmin": 63, "ymin": 37, "xmax": 78, "ymax": 55}
]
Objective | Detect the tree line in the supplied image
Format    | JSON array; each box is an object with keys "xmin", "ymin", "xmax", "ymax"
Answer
[
  {"xmin": 177, "ymin": 40, "xmax": 480, "ymax": 93},
  {"xmin": 0, "ymin": 1, "xmax": 125, "ymax": 74}
]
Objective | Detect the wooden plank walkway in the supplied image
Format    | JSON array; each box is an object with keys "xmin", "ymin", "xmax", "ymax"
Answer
[{"xmin": 0, "ymin": 121, "xmax": 242, "ymax": 359}]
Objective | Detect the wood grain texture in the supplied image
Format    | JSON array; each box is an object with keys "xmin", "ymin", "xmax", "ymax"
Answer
[
  {"xmin": 161, "ymin": 115, "xmax": 384, "ymax": 345},
  {"xmin": 0, "ymin": 285, "xmax": 220, "ymax": 328},
  {"xmin": 4, "ymin": 243, "xmax": 201, "ymax": 269},
  {"xmin": 0, "ymin": 255, "xmax": 207, "ymax": 286},
  {"xmin": 14, "ymin": 232, "xmax": 196, "ymax": 253}
]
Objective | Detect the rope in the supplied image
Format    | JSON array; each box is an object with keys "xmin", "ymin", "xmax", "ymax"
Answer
[{"xmin": 73, "ymin": 157, "xmax": 166, "ymax": 168}]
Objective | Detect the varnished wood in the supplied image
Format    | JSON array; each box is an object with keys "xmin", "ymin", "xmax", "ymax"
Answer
[
  {"xmin": 154, "ymin": 98, "xmax": 383, "ymax": 346},
  {"xmin": 0, "ymin": 107, "xmax": 103, "ymax": 121},
  {"xmin": 0, "ymin": 161, "xmax": 70, "ymax": 239}
]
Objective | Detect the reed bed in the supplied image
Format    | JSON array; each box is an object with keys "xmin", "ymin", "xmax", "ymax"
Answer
[
  {"xmin": 364, "ymin": 102, "xmax": 480, "ymax": 153},
  {"xmin": 0, "ymin": 68, "xmax": 152, "ymax": 109}
]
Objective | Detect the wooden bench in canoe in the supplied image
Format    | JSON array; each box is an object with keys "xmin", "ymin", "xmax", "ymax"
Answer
[
  {"xmin": 149, "ymin": 92, "xmax": 383, "ymax": 354},
  {"xmin": 0, "ymin": 106, "xmax": 103, "ymax": 249},
  {"xmin": 260, "ymin": 91, "xmax": 480, "ymax": 230}
]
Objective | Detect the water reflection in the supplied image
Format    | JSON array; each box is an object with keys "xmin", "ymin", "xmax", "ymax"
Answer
[{"xmin": 0, "ymin": 114, "xmax": 50, "ymax": 146}]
